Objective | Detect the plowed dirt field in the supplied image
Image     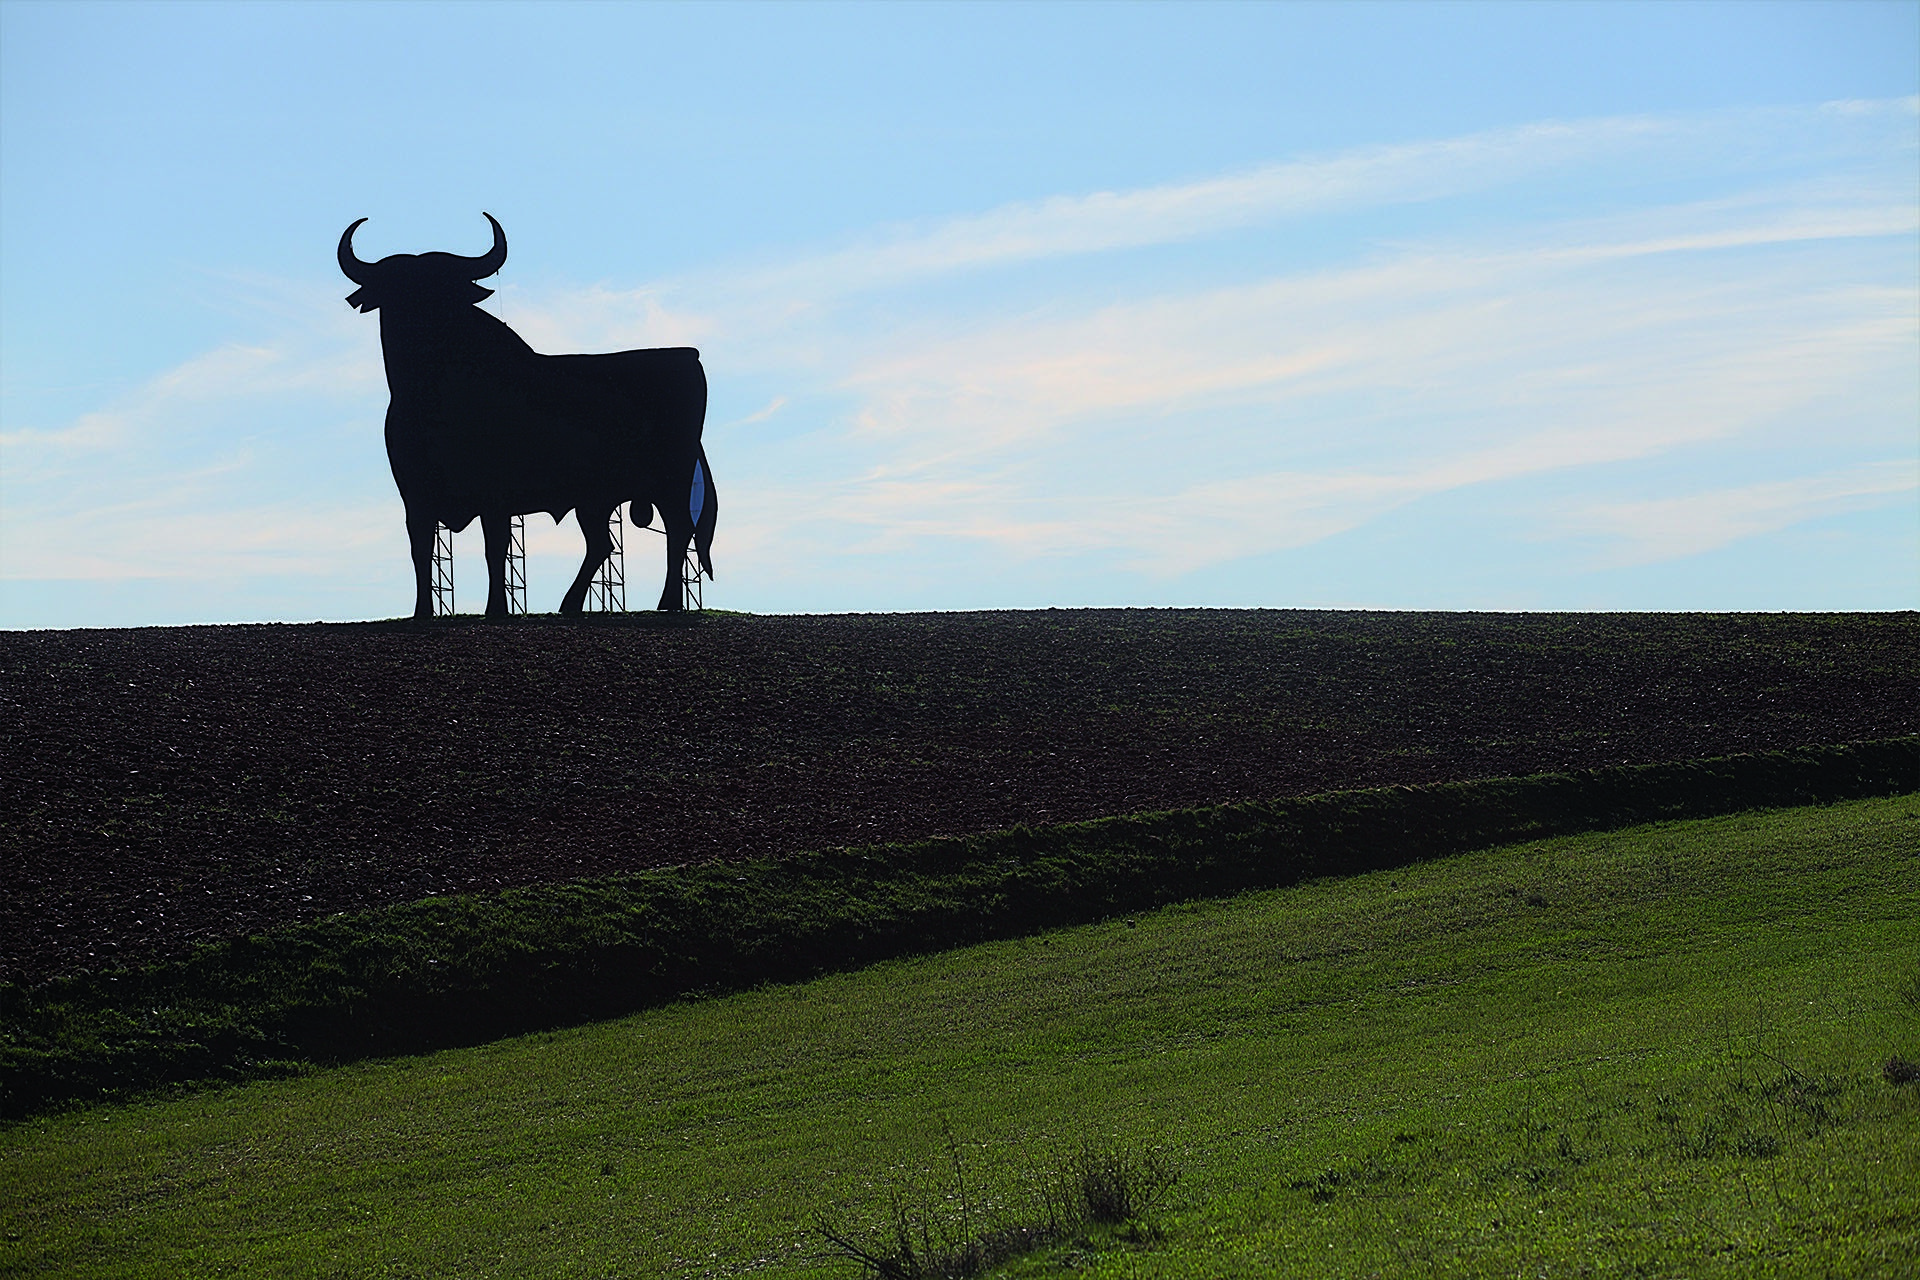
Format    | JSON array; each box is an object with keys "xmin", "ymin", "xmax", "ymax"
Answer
[{"xmin": 3, "ymin": 609, "xmax": 1914, "ymax": 985}]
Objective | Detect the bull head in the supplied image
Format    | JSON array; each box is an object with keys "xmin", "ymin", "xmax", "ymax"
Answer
[{"xmin": 339, "ymin": 213, "xmax": 508, "ymax": 313}]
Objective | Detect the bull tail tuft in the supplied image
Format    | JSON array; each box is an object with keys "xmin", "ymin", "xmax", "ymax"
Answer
[{"xmin": 692, "ymin": 445, "xmax": 717, "ymax": 578}]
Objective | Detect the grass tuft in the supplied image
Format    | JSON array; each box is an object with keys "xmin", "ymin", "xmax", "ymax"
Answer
[
  {"xmin": 1071, "ymin": 1142, "xmax": 1177, "ymax": 1225},
  {"xmin": 817, "ymin": 1127, "xmax": 1176, "ymax": 1278}
]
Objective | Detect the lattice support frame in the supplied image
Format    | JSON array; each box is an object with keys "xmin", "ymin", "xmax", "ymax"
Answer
[
  {"xmin": 585, "ymin": 510, "xmax": 626, "ymax": 613},
  {"xmin": 431, "ymin": 524, "xmax": 456, "ymax": 617},
  {"xmin": 434, "ymin": 519, "xmax": 529, "ymax": 617},
  {"xmin": 505, "ymin": 514, "xmax": 528, "ymax": 616},
  {"xmin": 681, "ymin": 545, "xmax": 704, "ymax": 612}
]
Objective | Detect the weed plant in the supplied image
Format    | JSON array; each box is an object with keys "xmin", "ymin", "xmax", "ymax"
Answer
[{"xmin": 817, "ymin": 1124, "xmax": 1175, "ymax": 1278}]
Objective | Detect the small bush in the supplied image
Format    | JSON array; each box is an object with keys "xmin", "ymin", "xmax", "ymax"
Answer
[
  {"xmin": 1073, "ymin": 1143, "xmax": 1177, "ymax": 1224},
  {"xmin": 818, "ymin": 1132, "xmax": 1178, "ymax": 1279}
]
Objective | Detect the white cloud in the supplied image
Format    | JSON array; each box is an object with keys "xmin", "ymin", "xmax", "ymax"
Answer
[
  {"xmin": 487, "ymin": 284, "xmax": 712, "ymax": 357},
  {"xmin": 1555, "ymin": 461, "xmax": 1920, "ymax": 567},
  {"xmin": 2, "ymin": 312, "xmax": 379, "ymax": 464},
  {"xmin": 1535, "ymin": 204, "xmax": 1919, "ymax": 266},
  {"xmin": 720, "ymin": 100, "xmax": 1915, "ymax": 301},
  {"xmin": 675, "ymin": 98, "xmax": 1915, "ymax": 308},
  {"xmin": 697, "ymin": 209, "xmax": 1914, "ymax": 590},
  {"xmin": 6, "ymin": 98, "xmax": 1915, "ymax": 617},
  {"xmin": 0, "ymin": 291, "xmax": 390, "ymax": 587},
  {"xmin": 6, "ymin": 498, "xmax": 399, "ymax": 581},
  {"xmin": 794, "ymin": 210, "xmax": 1912, "ymax": 476},
  {"xmin": 731, "ymin": 396, "xmax": 788, "ymax": 426},
  {"xmin": 3, "ymin": 344, "xmax": 290, "ymax": 466}
]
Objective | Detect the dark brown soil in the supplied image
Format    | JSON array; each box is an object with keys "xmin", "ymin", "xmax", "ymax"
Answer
[{"xmin": 3, "ymin": 609, "xmax": 1914, "ymax": 985}]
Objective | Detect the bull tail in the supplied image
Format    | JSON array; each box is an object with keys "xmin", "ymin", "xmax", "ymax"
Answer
[{"xmin": 692, "ymin": 444, "xmax": 717, "ymax": 579}]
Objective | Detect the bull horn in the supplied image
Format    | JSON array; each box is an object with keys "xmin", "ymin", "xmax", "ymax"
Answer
[
  {"xmin": 450, "ymin": 212, "xmax": 508, "ymax": 280},
  {"xmin": 338, "ymin": 218, "xmax": 374, "ymax": 284}
]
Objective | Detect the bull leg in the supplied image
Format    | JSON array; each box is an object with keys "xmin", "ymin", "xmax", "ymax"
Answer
[
  {"xmin": 481, "ymin": 513, "xmax": 510, "ymax": 620},
  {"xmin": 560, "ymin": 504, "xmax": 615, "ymax": 615},
  {"xmin": 658, "ymin": 509, "xmax": 692, "ymax": 612},
  {"xmin": 405, "ymin": 507, "xmax": 436, "ymax": 620}
]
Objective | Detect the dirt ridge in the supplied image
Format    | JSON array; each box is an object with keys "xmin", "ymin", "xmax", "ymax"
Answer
[{"xmin": 4, "ymin": 608, "xmax": 1914, "ymax": 985}]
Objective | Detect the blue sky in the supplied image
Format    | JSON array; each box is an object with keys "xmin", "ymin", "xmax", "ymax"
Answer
[{"xmin": 2, "ymin": 0, "xmax": 1915, "ymax": 626}]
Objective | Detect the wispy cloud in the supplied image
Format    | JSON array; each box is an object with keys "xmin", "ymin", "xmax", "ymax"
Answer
[
  {"xmin": 5, "ymin": 98, "xmax": 1914, "ymax": 618},
  {"xmin": 489, "ymin": 96, "xmax": 1917, "ymax": 362},
  {"xmin": 6, "ymin": 497, "xmax": 399, "ymax": 581},
  {"xmin": 1, "ymin": 287, "xmax": 389, "ymax": 587},
  {"xmin": 705, "ymin": 97, "xmax": 1919, "ymax": 303},
  {"xmin": 4, "ymin": 343, "xmax": 297, "ymax": 465},
  {"xmin": 394, "ymin": 99, "xmax": 1920, "ymax": 604},
  {"xmin": 779, "ymin": 203, "xmax": 1915, "ymax": 511},
  {"xmin": 1554, "ymin": 461, "xmax": 1920, "ymax": 567},
  {"xmin": 708, "ymin": 280, "xmax": 1909, "ymax": 602},
  {"xmin": 488, "ymin": 284, "xmax": 711, "ymax": 360},
  {"xmin": 2, "ymin": 299, "xmax": 379, "ymax": 468}
]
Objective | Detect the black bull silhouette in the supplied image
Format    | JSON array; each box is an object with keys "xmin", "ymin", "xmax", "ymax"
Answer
[{"xmin": 340, "ymin": 214, "xmax": 715, "ymax": 618}]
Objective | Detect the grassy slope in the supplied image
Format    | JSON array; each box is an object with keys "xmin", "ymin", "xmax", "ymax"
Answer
[
  {"xmin": 7, "ymin": 740, "xmax": 1911, "ymax": 1119},
  {"xmin": 2, "ymin": 796, "xmax": 1917, "ymax": 1278}
]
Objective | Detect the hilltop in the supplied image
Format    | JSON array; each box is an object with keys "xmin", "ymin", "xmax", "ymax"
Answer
[{"xmin": 3, "ymin": 609, "xmax": 1914, "ymax": 984}]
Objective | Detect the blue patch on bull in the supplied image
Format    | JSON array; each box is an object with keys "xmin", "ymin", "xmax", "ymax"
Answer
[{"xmin": 690, "ymin": 459, "xmax": 706, "ymax": 525}]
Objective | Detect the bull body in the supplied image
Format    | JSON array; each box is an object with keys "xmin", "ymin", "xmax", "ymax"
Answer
[{"xmin": 341, "ymin": 214, "xmax": 715, "ymax": 618}]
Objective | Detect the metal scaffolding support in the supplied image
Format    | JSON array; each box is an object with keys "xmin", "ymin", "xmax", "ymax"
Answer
[
  {"xmin": 431, "ymin": 524, "xmax": 456, "ymax": 617},
  {"xmin": 680, "ymin": 543, "xmax": 704, "ymax": 612},
  {"xmin": 432, "ymin": 510, "xmax": 706, "ymax": 617},
  {"xmin": 434, "ymin": 519, "xmax": 527, "ymax": 617},
  {"xmin": 504, "ymin": 514, "xmax": 528, "ymax": 616},
  {"xmin": 585, "ymin": 510, "xmax": 626, "ymax": 612}
]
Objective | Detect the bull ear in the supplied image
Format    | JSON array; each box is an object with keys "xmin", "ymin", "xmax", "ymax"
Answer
[
  {"xmin": 345, "ymin": 285, "xmax": 378, "ymax": 312},
  {"xmin": 464, "ymin": 282, "xmax": 495, "ymax": 304}
]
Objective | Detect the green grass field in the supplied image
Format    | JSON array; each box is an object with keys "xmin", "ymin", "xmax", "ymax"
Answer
[{"xmin": 4, "ymin": 795, "xmax": 1916, "ymax": 1278}]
